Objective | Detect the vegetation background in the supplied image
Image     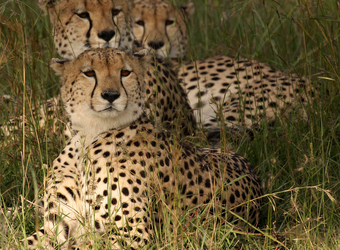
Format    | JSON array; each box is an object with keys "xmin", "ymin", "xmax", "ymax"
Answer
[{"xmin": 0, "ymin": 0, "xmax": 339, "ymax": 249}]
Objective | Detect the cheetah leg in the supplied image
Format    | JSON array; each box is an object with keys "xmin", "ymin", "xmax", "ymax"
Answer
[
  {"xmin": 23, "ymin": 184, "xmax": 85, "ymax": 249},
  {"xmin": 84, "ymin": 179, "xmax": 152, "ymax": 249},
  {"xmin": 24, "ymin": 228, "xmax": 55, "ymax": 250},
  {"xmin": 23, "ymin": 144, "xmax": 84, "ymax": 249}
]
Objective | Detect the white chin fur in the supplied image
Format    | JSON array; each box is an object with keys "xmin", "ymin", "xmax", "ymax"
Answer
[
  {"xmin": 147, "ymin": 47, "xmax": 168, "ymax": 59},
  {"xmin": 60, "ymin": 45, "xmax": 89, "ymax": 60},
  {"xmin": 93, "ymin": 103, "xmax": 127, "ymax": 113},
  {"xmin": 98, "ymin": 40, "xmax": 120, "ymax": 49},
  {"xmin": 95, "ymin": 109, "xmax": 120, "ymax": 119},
  {"xmin": 70, "ymin": 104, "xmax": 142, "ymax": 145},
  {"xmin": 156, "ymin": 50, "xmax": 167, "ymax": 59},
  {"xmin": 99, "ymin": 42, "xmax": 112, "ymax": 48},
  {"xmin": 169, "ymin": 46, "xmax": 181, "ymax": 59}
]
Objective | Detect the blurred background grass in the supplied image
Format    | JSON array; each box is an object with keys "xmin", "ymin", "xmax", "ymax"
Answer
[{"xmin": 0, "ymin": 0, "xmax": 339, "ymax": 248}]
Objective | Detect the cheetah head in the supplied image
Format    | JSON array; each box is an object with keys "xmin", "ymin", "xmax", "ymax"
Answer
[
  {"xmin": 39, "ymin": 0, "xmax": 134, "ymax": 59},
  {"xmin": 50, "ymin": 48, "xmax": 151, "ymax": 140},
  {"xmin": 131, "ymin": 0, "xmax": 194, "ymax": 60}
]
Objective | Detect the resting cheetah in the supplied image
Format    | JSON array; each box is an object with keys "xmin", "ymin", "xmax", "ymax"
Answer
[
  {"xmin": 39, "ymin": 0, "xmax": 194, "ymax": 60},
  {"xmin": 179, "ymin": 56, "xmax": 313, "ymax": 132},
  {"xmin": 2, "ymin": 0, "xmax": 313, "ymax": 139},
  {"xmin": 2, "ymin": 0, "xmax": 196, "ymax": 138},
  {"xmin": 39, "ymin": 0, "xmax": 134, "ymax": 59},
  {"xmin": 131, "ymin": 0, "xmax": 195, "ymax": 60},
  {"xmin": 23, "ymin": 48, "xmax": 262, "ymax": 249},
  {"xmin": 130, "ymin": 0, "xmax": 314, "ymax": 133}
]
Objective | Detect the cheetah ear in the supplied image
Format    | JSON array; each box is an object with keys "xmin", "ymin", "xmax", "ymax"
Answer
[
  {"xmin": 50, "ymin": 58, "xmax": 70, "ymax": 77},
  {"xmin": 38, "ymin": 0, "xmax": 57, "ymax": 12},
  {"xmin": 180, "ymin": 3, "xmax": 195, "ymax": 18},
  {"xmin": 133, "ymin": 49, "xmax": 152, "ymax": 69}
]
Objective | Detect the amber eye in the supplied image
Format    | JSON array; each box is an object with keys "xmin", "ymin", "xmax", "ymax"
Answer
[
  {"xmin": 165, "ymin": 20, "xmax": 174, "ymax": 26},
  {"xmin": 77, "ymin": 12, "xmax": 89, "ymax": 19},
  {"xmin": 83, "ymin": 70, "xmax": 95, "ymax": 77},
  {"xmin": 112, "ymin": 9, "xmax": 121, "ymax": 16},
  {"xmin": 136, "ymin": 20, "xmax": 145, "ymax": 26},
  {"xmin": 121, "ymin": 70, "xmax": 131, "ymax": 77}
]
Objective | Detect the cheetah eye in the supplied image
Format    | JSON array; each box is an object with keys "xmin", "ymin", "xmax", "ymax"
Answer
[
  {"xmin": 77, "ymin": 12, "xmax": 89, "ymax": 19},
  {"xmin": 136, "ymin": 20, "xmax": 145, "ymax": 26},
  {"xmin": 165, "ymin": 20, "xmax": 174, "ymax": 26},
  {"xmin": 121, "ymin": 70, "xmax": 131, "ymax": 77},
  {"xmin": 112, "ymin": 9, "xmax": 121, "ymax": 16},
  {"xmin": 83, "ymin": 70, "xmax": 95, "ymax": 77}
]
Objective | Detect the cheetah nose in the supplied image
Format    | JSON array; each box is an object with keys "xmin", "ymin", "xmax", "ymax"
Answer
[
  {"xmin": 101, "ymin": 90, "xmax": 120, "ymax": 103},
  {"xmin": 98, "ymin": 30, "xmax": 115, "ymax": 42},
  {"xmin": 148, "ymin": 41, "xmax": 164, "ymax": 50}
]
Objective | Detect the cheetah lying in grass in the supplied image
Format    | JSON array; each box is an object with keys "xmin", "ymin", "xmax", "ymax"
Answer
[
  {"xmin": 1, "ymin": 0, "xmax": 313, "ymax": 141},
  {"xmin": 23, "ymin": 48, "xmax": 263, "ymax": 249},
  {"xmin": 178, "ymin": 56, "xmax": 313, "ymax": 132},
  {"xmin": 130, "ymin": 0, "xmax": 314, "ymax": 133},
  {"xmin": 1, "ymin": 0, "xmax": 196, "ymax": 139},
  {"xmin": 132, "ymin": 0, "xmax": 195, "ymax": 60}
]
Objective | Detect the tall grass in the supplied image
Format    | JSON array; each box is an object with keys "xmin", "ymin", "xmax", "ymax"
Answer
[{"xmin": 0, "ymin": 0, "xmax": 339, "ymax": 249}]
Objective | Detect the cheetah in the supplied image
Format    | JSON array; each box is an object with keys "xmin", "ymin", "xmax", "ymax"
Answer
[
  {"xmin": 38, "ymin": 0, "xmax": 134, "ymax": 59},
  {"xmin": 39, "ymin": 0, "xmax": 194, "ymax": 60},
  {"xmin": 179, "ymin": 56, "xmax": 313, "ymax": 132},
  {"xmin": 2, "ymin": 0, "xmax": 196, "ymax": 138},
  {"xmin": 129, "ymin": 0, "xmax": 314, "ymax": 133},
  {"xmin": 131, "ymin": 0, "xmax": 195, "ymax": 60},
  {"xmin": 23, "ymin": 48, "xmax": 262, "ymax": 249},
  {"xmin": 2, "ymin": 0, "xmax": 313, "ymax": 139}
]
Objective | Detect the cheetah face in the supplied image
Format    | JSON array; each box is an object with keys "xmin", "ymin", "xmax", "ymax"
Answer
[
  {"xmin": 131, "ymin": 0, "xmax": 194, "ymax": 60},
  {"xmin": 81, "ymin": 66, "xmax": 129, "ymax": 117},
  {"xmin": 39, "ymin": 0, "xmax": 134, "ymax": 59},
  {"xmin": 51, "ymin": 48, "xmax": 151, "ymax": 138}
]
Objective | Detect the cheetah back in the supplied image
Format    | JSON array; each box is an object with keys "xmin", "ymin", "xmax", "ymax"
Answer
[{"xmin": 179, "ymin": 55, "xmax": 313, "ymax": 131}]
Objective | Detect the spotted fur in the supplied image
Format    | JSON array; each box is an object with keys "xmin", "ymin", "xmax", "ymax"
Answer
[
  {"xmin": 39, "ymin": 0, "xmax": 134, "ymax": 59},
  {"xmin": 130, "ymin": 0, "xmax": 314, "ymax": 133},
  {"xmin": 23, "ymin": 48, "xmax": 262, "ymax": 249},
  {"xmin": 131, "ymin": 0, "xmax": 194, "ymax": 60},
  {"xmin": 179, "ymin": 55, "xmax": 313, "ymax": 131},
  {"xmin": 2, "ymin": 0, "xmax": 196, "ymax": 139}
]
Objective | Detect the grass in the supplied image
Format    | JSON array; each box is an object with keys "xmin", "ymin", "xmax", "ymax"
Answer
[{"xmin": 0, "ymin": 0, "xmax": 340, "ymax": 249}]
